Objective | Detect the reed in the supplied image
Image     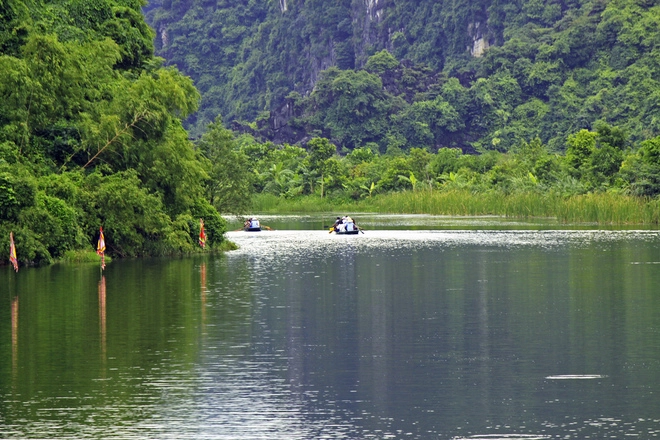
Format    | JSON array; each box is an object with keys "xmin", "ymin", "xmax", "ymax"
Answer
[
  {"xmin": 250, "ymin": 193, "xmax": 360, "ymax": 213},
  {"xmin": 360, "ymin": 190, "xmax": 555, "ymax": 217},
  {"xmin": 365, "ymin": 190, "xmax": 660, "ymax": 224},
  {"xmin": 250, "ymin": 190, "xmax": 660, "ymax": 225},
  {"xmin": 554, "ymin": 192, "xmax": 656, "ymax": 224},
  {"xmin": 61, "ymin": 250, "xmax": 112, "ymax": 264}
]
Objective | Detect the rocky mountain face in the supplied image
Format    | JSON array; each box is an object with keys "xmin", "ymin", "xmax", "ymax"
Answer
[
  {"xmin": 144, "ymin": 0, "xmax": 493, "ymax": 137},
  {"xmin": 144, "ymin": 0, "xmax": 660, "ymax": 154}
]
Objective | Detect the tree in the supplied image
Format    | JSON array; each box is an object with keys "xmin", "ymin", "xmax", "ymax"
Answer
[
  {"xmin": 306, "ymin": 137, "xmax": 337, "ymax": 197},
  {"xmin": 391, "ymin": 98, "xmax": 463, "ymax": 149},
  {"xmin": 0, "ymin": 0, "xmax": 229, "ymax": 265},
  {"xmin": 197, "ymin": 117, "xmax": 253, "ymax": 214},
  {"xmin": 307, "ymin": 68, "xmax": 392, "ymax": 149},
  {"xmin": 364, "ymin": 50, "xmax": 399, "ymax": 74},
  {"xmin": 565, "ymin": 129, "xmax": 597, "ymax": 179},
  {"xmin": 621, "ymin": 136, "xmax": 660, "ymax": 196}
]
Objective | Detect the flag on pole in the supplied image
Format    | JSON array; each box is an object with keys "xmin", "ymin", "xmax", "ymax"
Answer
[
  {"xmin": 97, "ymin": 227, "xmax": 106, "ymax": 270},
  {"xmin": 199, "ymin": 218, "xmax": 206, "ymax": 248},
  {"xmin": 9, "ymin": 232, "xmax": 18, "ymax": 272}
]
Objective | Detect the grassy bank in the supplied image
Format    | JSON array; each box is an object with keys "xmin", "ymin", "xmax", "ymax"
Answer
[
  {"xmin": 251, "ymin": 190, "xmax": 660, "ymax": 224},
  {"xmin": 61, "ymin": 250, "xmax": 113, "ymax": 264},
  {"xmin": 59, "ymin": 243, "xmax": 238, "ymax": 265}
]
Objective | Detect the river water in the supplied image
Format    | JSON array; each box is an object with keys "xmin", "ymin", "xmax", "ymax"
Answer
[{"xmin": 2, "ymin": 214, "xmax": 660, "ymax": 439}]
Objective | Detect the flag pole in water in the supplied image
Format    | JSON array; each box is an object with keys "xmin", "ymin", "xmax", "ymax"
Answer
[
  {"xmin": 199, "ymin": 218, "xmax": 206, "ymax": 249},
  {"xmin": 97, "ymin": 227, "xmax": 106, "ymax": 272},
  {"xmin": 9, "ymin": 232, "xmax": 18, "ymax": 272}
]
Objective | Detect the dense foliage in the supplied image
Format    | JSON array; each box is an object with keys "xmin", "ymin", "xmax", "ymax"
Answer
[
  {"xmin": 225, "ymin": 129, "xmax": 660, "ymax": 221},
  {"xmin": 0, "ymin": 0, "xmax": 229, "ymax": 267},
  {"xmin": 145, "ymin": 0, "xmax": 660, "ymax": 153},
  {"xmin": 6, "ymin": 0, "xmax": 660, "ymax": 268}
]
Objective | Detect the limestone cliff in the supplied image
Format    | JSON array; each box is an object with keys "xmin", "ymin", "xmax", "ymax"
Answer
[{"xmin": 143, "ymin": 0, "xmax": 497, "ymax": 137}]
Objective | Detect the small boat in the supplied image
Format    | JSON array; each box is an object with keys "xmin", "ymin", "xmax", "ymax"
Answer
[
  {"xmin": 244, "ymin": 217, "xmax": 262, "ymax": 232},
  {"xmin": 329, "ymin": 216, "xmax": 360, "ymax": 234}
]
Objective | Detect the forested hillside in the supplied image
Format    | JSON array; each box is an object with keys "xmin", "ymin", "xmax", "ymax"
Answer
[
  {"xmin": 0, "ymin": 0, "xmax": 229, "ymax": 266},
  {"xmin": 145, "ymin": 0, "xmax": 660, "ymax": 153},
  {"xmin": 4, "ymin": 0, "xmax": 660, "ymax": 267}
]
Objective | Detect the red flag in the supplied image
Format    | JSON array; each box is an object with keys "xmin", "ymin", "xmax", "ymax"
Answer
[
  {"xmin": 9, "ymin": 232, "xmax": 18, "ymax": 272},
  {"xmin": 199, "ymin": 218, "xmax": 206, "ymax": 248},
  {"xmin": 97, "ymin": 227, "xmax": 106, "ymax": 270}
]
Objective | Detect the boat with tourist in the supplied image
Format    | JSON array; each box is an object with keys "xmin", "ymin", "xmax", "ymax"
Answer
[
  {"xmin": 329, "ymin": 216, "xmax": 361, "ymax": 234},
  {"xmin": 244, "ymin": 217, "xmax": 262, "ymax": 231}
]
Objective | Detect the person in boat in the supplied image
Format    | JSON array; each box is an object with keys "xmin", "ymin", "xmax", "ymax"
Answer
[
  {"xmin": 244, "ymin": 218, "xmax": 252, "ymax": 229},
  {"xmin": 343, "ymin": 216, "xmax": 356, "ymax": 232},
  {"xmin": 332, "ymin": 217, "xmax": 342, "ymax": 232}
]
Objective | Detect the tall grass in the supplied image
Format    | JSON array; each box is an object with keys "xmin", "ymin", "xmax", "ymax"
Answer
[
  {"xmin": 61, "ymin": 250, "xmax": 112, "ymax": 264},
  {"xmin": 250, "ymin": 190, "xmax": 660, "ymax": 224},
  {"xmin": 250, "ymin": 193, "xmax": 359, "ymax": 213},
  {"xmin": 361, "ymin": 190, "xmax": 556, "ymax": 217},
  {"xmin": 365, "ymin": 190, "xmax": 660, "ymax": 224},
  {"xmin": 555, "ymin": 193, "xmax": 660, "ymax": 224}
]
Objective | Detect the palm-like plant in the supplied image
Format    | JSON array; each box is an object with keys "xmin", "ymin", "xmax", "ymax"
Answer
[
  {"xmin": 359, "ymin": 181, "xmax": 376, "ymax": 197},
  {"xmin": 397, "ymin": 172, "xmax": 418, "ymax": 191}
]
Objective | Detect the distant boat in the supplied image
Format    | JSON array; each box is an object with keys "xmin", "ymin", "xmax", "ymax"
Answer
[
  {"xmin": 329, "ymin": 216, "xmax": 361, "ymax": 235},
  {"xmin": 244, "ymin": 218, "xmax": 262, "ymax": 231}
]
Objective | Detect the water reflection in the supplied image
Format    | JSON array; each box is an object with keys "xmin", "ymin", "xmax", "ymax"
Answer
[
  {"xmin": 98, "ymin": 276, "xmax": 106, "ymax": 367},
  {"xmin": 200, "ymin": 262, "xmax": 207, "ymax": 326},
  {"xmin": 2, "ymin": 223, "xmax": 660, "ymax": 438},
  {"xmin": 11, "ymin": 295, "xmax": 18, "ymax": 383},
  {"xmin": 225, "ymin": 228, "xmax": 660, "ymax": 439}
]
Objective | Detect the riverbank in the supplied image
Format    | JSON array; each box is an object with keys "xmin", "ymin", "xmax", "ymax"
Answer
[
  {"xmin": 59, "ymin": 241, "xmax": 239, "ymax": 264},
  {"xmin": 250, "ymin": 190, "xmax": 660, "ymax": 225},
  {"xmin": 3, "ymin": 241, "xmax": 240, "ymax": 270}
]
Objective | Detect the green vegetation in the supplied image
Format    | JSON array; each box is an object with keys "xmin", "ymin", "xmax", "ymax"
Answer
[
  {"xmin": 5, "ymin": 0, "xmax": 660, "ymax": 269},
  {"xmin": 252, "ymin": 188, "xmax": 660, "ymax": 225},
  {"xmin": 146, "ymin": 0, "xmax": 660, "ymax": 154},
  {"xmin": 0, "ymin": 0, "xmax": 229, "ymax": 268},
  {"xmin": 253, "ymin": 189, "xmax": 660, "ymax": 225},
  {"xmin": 61, "ymin": 250, "xmax": 112, "ymax": 264},
  {"xmin": 236, "ymin": 132, "xmax": 660, "ymax": 225},
  {"xmin": 141, "ymin": 0, "xmax": 660, "ymax": 226}
]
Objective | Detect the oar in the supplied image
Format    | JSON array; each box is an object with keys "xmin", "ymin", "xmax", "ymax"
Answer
[
  {"xmin": 328, "ymin": 227, "xmax": 335, "ymax": 234},
  {"xmin": 263, "ymin": 225, "xmax": 273, "ymax": 231}
]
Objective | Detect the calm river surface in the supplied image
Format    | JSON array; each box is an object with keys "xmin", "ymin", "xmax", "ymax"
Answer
[{"xmin": 2, "ymin": 214, "xmax": 660, "ymax": 439}]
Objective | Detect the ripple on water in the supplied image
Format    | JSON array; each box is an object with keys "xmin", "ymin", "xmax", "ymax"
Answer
[
  {"xmin": 226, "ymin": 229, "xmax": 660, "ymax": 260},
  {"xmin": 4, "ymin": 227, "xmax": 658, "ymax": 439},
  {"xmin": 453, "ymin": 436, "xmax": 551, "ymax": 440},
  {"xmin": 545, "ymin": 374, "xmax": 607, "ymax": 380}
]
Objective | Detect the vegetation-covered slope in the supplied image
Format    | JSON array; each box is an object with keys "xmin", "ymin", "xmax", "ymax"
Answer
[
  {"xmin": 0, "ymin": 0, "xmax": 229, "ymax": 266},
  {"xmin": 145, "ymin": 0, "xmax": 660, "ymax": 153}
]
